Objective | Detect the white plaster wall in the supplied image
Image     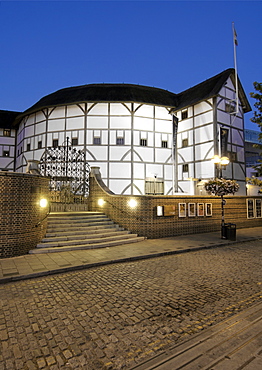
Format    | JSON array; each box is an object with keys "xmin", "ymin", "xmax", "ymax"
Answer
[
  {"xmin": 133, "ymin": 117, "xmax": 154, "ymax": 131},
  {"xmin": 194, "ymin": 111, "xmax": 213, "ymax": 127},
  {"xmin": 155, "ymin": 119, "xmax": 172, "ymax": 133},
  {"xmin": 135, "ymin": 147, "xmax": 154, "ymax": 162},
  {"xmin": 135, "ymin": 104, "xmax": 154, "ymax": 117},
  {"xmin": 109, "ymin": 180, "xmax": 132, "ymax": 194},
  {"xmin": 178, "ymin": 118, "xmax": 193, "ymax": 131},
  {"xmin": 89, "ymin": 103, "xmax": 108, "ymax": 115},
  {"xmin": 155, "ymin": 149, "xmax": 171, "ymax": 163},
  {"xmin": 232, "ymin": 129, "xmax": 244, "ymax": 146},
  {"xmin": 36, "ymin": 111, "xmax": 46, "ymax": 122},
  {"xmin": 49, "ymin": 107, "xmax": 65, "ymax": 119},
  {"xmin": 109, "ymin": 147, "xmax": 131, "ymax": 161},
  {"xmin": 25, "ymin": 114, "xmax": 35, "ymax": 126},
  {"xmin": 155, "ymin": 106, "xmax": 170, "ymax": 120},
  {"xmin": 24, "ymin": 126, "xmax": 34, "ymax": 137},
  {"xmin": 48, "ymin": 119, "xmax": 65, "ymax": 132},
  {"xmin": 195, "ymin": 142, "xmax": 213, "ymax": 161},
  {"xmin": 110, "ymin": 116, "xmax": 131, "ymax": 129},
  {"xmin": 67, "ymin": 104, "xmax": 84, "ymax": 117},
  {"xmin": 88, "ymin": 116, "xmax": 108, "ymax": 129},
  {"xmin": 110, "ymin": 103, "xmax": 131, "ymax": 115},
  {"xmin": 66, "ymin": 116, "xmax": 85, "ymax": 130},
  {"xmin": 109, "ymin": 162, "xmax": 131, "ymax": 178},
  {"xmin": 35, "ymin": 122, "xmax": 46, "ymax": 135},
  {"xmin": 133, "ymin": 163, "xmax": 145, "ymax": 178},
  {"xmin": 195, "ymin": 124, "xmax": 213, "ymax": 144},
  {"xmin": 195, "ymin": 161, "xmax": 214, "ymax": 179},
  {"xmin": 146, "ymin": 164, "xmax": 163, "ymax": 178},
  {"xmin": 194, "ymin": 100, "xmax": 212, "ymax": 115},
  {"xmin": 178, "ymin": 147, "xmax": 194, "ymax": 163}
]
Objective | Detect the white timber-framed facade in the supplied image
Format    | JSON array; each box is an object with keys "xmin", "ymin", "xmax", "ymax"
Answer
[{"xmin": 0, "ymin": 69, "xmax": 252, "ymax": 196}]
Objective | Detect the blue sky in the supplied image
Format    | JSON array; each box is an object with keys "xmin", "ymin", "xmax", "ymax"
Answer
[{"xmin": 0, "ymin": 1, "xmax": 261, "ymax": 130}]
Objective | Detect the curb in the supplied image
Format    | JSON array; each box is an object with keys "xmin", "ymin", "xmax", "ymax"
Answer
[{"xmin": 1, "ymin": 236, "xmax": 260, "ymax": 285}]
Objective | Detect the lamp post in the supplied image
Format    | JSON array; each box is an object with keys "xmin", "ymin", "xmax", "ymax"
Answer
[
  {"xmin": 211, "ymin": 155, "xmax": 230, "ymax": 178},
  {"xmin": 211, "ymin": 155, "xmax": 230, "ymax": 238}
]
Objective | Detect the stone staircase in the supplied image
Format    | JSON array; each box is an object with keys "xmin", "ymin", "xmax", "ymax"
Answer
[{"xmin": 30, "ymin": 212, "xmax": 145, "ymax": 254}]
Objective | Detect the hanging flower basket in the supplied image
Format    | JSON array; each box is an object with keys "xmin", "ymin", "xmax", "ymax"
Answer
[{"xmin": 204, "ymin": 178, "xmax": 239, "ymax": 196}]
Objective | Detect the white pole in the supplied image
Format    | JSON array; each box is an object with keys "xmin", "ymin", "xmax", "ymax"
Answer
[{"xmin": 232, "ymin": 22, "xmax": 239, "ymax": 115}]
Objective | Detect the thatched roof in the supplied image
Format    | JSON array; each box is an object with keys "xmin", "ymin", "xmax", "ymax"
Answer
[
  {"xmin": 175, "ymin": 68, "xmax": 251, "ymax": 113},
  {"xmin": 0, "ymin": 110, "xmax": 21, "ymax": 129},
  {"xmin": 23, "ymin": 84, "xmax": 178, "ymax": 115},
  {"xmin": 5, "ymin": 68, "xmax": 251, "ymax": 127}
]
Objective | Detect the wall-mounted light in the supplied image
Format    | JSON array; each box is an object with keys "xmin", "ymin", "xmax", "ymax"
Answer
[
  {"xmin": 39, "ymin": 198, "xmax": 48, "ymax": 208},
  {"xmin": 128, "ymin": 199, "xmax": 137, "ymax": 208},
  {"xmin": 98, "ymin": 199, "xmax": 105, "ymax": 206}
]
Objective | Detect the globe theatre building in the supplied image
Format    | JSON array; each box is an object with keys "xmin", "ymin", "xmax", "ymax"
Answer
[{"xmin": 0, "ymin": 68, "xmax": 251, "ymax": 196}]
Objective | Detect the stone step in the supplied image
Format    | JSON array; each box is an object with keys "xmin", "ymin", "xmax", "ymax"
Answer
[
  {"xmin": 45, "ymin": 225, "xmax": 124, "ymax": 238},
  {"xmin": 32, "ymin": 211, "xmax": 146, "ymax": 254},
  {"xmin": 39, "ymin": 230, "xmax": 130, "ymax": 245},
  {"xmin": 47, "ymin": 214, "xmax": 108, "ymax": 222},
  {"xmin": 48, "ymin": 212, "xmax": 104, "ymax": 218},
  {"xmin": 30, "ymin": 236, "xmax": 146, "ymax": 254},
  {"xmin": 46, "ymin": 220, "xmax": 115, "ymax": 232},
  {"xmin": 47, "ymin": 216, "xmax": 109, "ymax": 225}
]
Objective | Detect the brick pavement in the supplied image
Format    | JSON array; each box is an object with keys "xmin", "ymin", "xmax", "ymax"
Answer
[
  {"xmin": 0, "ymin": 240, "xmax": 261, "ymax": 369},
  {"xmin": 0, "ymin": 226, "xmax": 261, "ymax": 284}
]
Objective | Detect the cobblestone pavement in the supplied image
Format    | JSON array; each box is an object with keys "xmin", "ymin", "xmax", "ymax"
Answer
[{"xmin": 0, "ymin": 240, "xmax": 261, "ymax": 370}]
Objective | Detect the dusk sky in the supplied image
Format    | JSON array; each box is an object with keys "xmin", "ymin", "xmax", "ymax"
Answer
[{"xmin": 1, "ymin": 1, "xmax": 261, "ymax": 130}]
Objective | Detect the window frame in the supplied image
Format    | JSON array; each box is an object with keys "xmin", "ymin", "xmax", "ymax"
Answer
[{"xmin": 3, "ymin": 129, "xmax": 11, "ymax": 137}]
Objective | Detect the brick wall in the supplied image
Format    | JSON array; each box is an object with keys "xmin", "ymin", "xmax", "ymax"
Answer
[
  {"xmin": 0, "ymin": 172, "xmax": 49, "ymax": 258},
  {"xmin": 89, "ymin": 167, "xmax": 262, "ymax": 239}
]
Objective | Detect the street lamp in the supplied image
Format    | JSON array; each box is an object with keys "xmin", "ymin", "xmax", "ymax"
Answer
[
  {"xmin": 211, "ymin": 155, "xmax": 230, "ymax": 239},
  {"xmin": 211, "ymin": 155, "xmax": 230, "ymax": 178}
]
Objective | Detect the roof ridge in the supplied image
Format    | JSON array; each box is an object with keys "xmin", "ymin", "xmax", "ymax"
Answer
[{"xmin": 177, "ymin": 68, "xmax": 234, "ymax": 97}]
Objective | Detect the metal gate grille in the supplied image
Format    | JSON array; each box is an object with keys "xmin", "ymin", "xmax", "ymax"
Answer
[{"xmin": 39, "ymin": 137, "xmax": 90, "ymax": 210}]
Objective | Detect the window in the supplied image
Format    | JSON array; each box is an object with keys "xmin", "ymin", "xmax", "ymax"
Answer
[
  {"xmin": 140, "ymin": 138, "xmax": 147, "ymax": 147},
  {"xmin": 38, "ymin": 141, "xmax": 42, "ymax": 149},
  {"xmin": 182, "ymin": 138, "xmax": 188, "ymax": 147},
  {"xmin": 72, "ymin": 138, "xmax": 78, "ymax": 146},
  {"xmin": 93, "ymin": 137, "xmax": 101, "ymax": 145},
  {"xmin": 53, "ymin": 139, "xmax": 58, "ymax": 148},
  {"xmin": 228, "ymin": 151, "xmax": 237, "ymax": 162},
  {"xmin": 116, "ymin": 137, "xmax": 124, "ymax": 145},
  {"xmin": 182, "ymin": 164, "xmax": 188, "ymax": 172},
  {"xmin": 181, "ymin": 110, "xmax": 188, "ymax": 120},
  {"xmin": 3, "ymin": 129, "xmax": 11, "ymax": 137},
  {"xmin": 27, "ymin": 143, "xmax": 31, "ymax": 151},
  {"xmin": 225, "ymin": 101, "xmax": 236, "ymax": 114},
  {"xmin": 3, "ymin": 150, "xmax": 9, "ymax": 157},
  {"xmin": 161, "ymin": 140, "xmax": 168, "ymax": 148},
  {"xmin": 145, "ymin": 180, "xmax": 164, "ymax": 195}
]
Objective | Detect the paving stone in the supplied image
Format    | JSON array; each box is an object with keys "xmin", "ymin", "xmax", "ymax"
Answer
[
  {"xmin": 36, "ymin": 357, "xmax": 46, "ymax": 369},
  {"xmin": 0, "ymin": 241, "xmax": 261, "ymax": 369}
]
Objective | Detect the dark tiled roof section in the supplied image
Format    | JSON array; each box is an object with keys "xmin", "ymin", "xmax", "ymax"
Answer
[
  {"xmin": 175, "ymin": 68, "xmax": 251, "ymax": 113},
  {"xmin": 24, "ymin": 84, "xmax": 178, "ymax": 114},
  {"xmin": 0, "ymin": 110, "xmax": 21, "ymax": 128}
]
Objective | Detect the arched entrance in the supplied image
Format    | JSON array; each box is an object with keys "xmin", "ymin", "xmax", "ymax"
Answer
[{"xmin": 39, "ymin": 137, "xmax": 90, "ymax": 211}]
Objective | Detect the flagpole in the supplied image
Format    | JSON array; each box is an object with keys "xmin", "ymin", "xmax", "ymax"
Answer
[{"xmin": 232, "ymin": 22, "xmax": 239, "ymax": 115}]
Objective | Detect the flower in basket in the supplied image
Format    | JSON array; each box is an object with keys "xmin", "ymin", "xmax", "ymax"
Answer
[{"xmin": 204, "ymin": 178, "xmax": 239, "ymax": 196}]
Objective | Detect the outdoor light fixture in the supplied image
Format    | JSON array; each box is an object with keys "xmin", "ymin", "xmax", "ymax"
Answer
[
  {"xmin": 220, "ymin": 156, "xmax": 230, "ymax": 166},
  {"xmin": 211, "ymin": 155, "xmax": 221, "ymax": 165},
  {"xmin": 39, "ymin": 198, "xmax": 48, "ymax": 208},
  {"xmin": 211, "ymin": 155, "xmax": 230, "ymax": 178},
  {"xmin": 98, "ymin": 199, "xmax": 105, "ymax": 206},
  {"xmin": 128, "ymin": 199, "xmax": 137, "ymax": 208}
]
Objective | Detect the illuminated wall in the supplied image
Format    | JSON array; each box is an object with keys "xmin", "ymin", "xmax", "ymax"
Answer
[{"xmin": 15, "ymin": 102, "xmax": 174, "ymax": 195}]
